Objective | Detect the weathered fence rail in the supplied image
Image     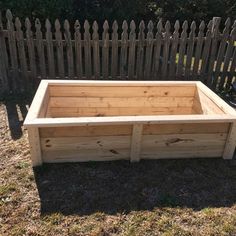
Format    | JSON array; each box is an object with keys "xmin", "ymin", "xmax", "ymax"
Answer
[{"xmin": 0, "ymin": 9, "xmax": 235, "ymax": 95}]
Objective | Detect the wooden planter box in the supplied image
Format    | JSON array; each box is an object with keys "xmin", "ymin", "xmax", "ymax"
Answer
[{"xmin": 24, "ymin": 80, "xmax": 236, "ymax": 166}]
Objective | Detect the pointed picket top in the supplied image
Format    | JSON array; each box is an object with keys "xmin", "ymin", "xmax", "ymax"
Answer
[
  {"xmin": 157, "ymin": 19, "xmax": 163, "ymax": 33},
  {"xmin": 164, "ymin": 20, "xmax": 171, "ymax": 32},
  {"xmin": 182, "ymin": 20, "xmax": 188, "ymax": 31},
  {"xmin": 174, "ymin": 20, "xmax": 180, "ymax": 32},
  {"xmin": 130, "ymin": 20, "xmax": 136, "ymax": 32},
  {"xmin": 112, "ymin": 20, "xmax": 118, "ymax": 32},
  {"xmin": 92, "ymin": 20, "xmax": 98, "ymax": 32},
  {"xmin": 122, "ymin": 20, "xmax": 128, "ymax": 31},
  {"xmin": 55, "ymin": 19, "xmax": 61, "ymax": 31},
  {"xmin": 35, "ymin": 18, "xmax": 41, "ymax": 31},
  {"xmin": 147, "ymin": 20, "xmax": 154, "ymax": 32},
  {"xmin": 232, "ymin": 20, "xmax": 236, "ymax": 29},
  {"xmin": 15, "ymin": 17, "xmax": 22, "ymax": 30},
  {"xmin": 139, "ymin": 20, "xmax": 145, "ymax": 32},
  {"xmin": 64, "ymin": 19, "xmax": 70, "ymax": 31},
  {"xmin": 190, "ymin": 21, "xmax": 196, "ymax": 31},
  {"xmin": 74, "ymin": 20, "xmax": 81, "ymax": 33},
  {"xmin": 84, "ymin": 20, "xmax": 90, "ymax": 32},
  {"xmin": 199, "ymin": 20, "xmax": 205, "ymax": 32},
  {"xmin": 230, "ymin": 20, "xmax": 236, "ymax": 37},
  {"xmin": 224, "ymin": 17, "xmax": 231, "ymax": 29},
  {"xmin": 103, "ymin": 20, "xmax": 109, "ymax": 32},
  {"xmin": 25, "ymin": 17, "xmax": 32, "ymax": 30},
  {"xmin": 6, "ymin": 9, "xmax": 13, "ymax": 21},
  {"xmin": 207, "ymin": 20, "xmax": 213, "ymax": 31},
  {"xmin": 45, "ymin": 19, "xmax": 51, "ymax": 31}
]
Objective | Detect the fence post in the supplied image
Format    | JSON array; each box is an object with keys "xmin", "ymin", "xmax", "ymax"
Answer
[{"xmin": 0, "ymin": 11, "xmax": 9, "ymax": 94}]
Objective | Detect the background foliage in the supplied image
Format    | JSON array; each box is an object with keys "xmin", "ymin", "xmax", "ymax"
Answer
[{"xmin": 0, "ymin": 0, "xmax": 236, "ymax": 26}]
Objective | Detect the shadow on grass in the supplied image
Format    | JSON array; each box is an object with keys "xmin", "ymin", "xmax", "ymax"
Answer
[
  {"xmin": 34, "ymin": 158, "xmax": 236, "ymax": 216},
  {"xmin": 3, "ymin": 98, "xmax": 30, "ymax": 140}
]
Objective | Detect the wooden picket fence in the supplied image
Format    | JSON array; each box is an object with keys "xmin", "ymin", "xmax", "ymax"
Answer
[{"xmin": 0, "ymin": 9, "xmax": 236, "ymax": 94}]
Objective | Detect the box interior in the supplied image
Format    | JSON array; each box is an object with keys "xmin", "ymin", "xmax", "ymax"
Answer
[{"xmin": 41, "ymin": 84, "xmax": 225, "ymax": 118}]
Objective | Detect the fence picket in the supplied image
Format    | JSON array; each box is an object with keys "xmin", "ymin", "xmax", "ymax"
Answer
[
  {"xmin": 15, "ymin": 17, "xmax": 28, "ymax": 90},
  {"xmin": 111, "ymin": 21, "xmax": 118, "ymax": 78},
  {"xmin": 35, "ymin": 18, "xmax": 46, "ymax": 79},
  {"xmin": 162, "ymin": 21, "xmax": 171, "ymax": 78},
  {"xmin": 128, "ymin": 20, "xmax": 136, "ymax": 79},
  {"xmin": 153, "ymin": 20, "xmax": 163, "ymax": 79},
  {"xmin": 207, "ymin": 17, "xmax": 221, "ymax": 86},
  {"xmin": 55, "ymin": 19, "xmax": 64, "ymax": 78},
  {"xmin": 64, "ymin": 20, "xmax": 74, "ymax": 79},
  {"xmin": 25, "ymin": 18, "xmax": 36, "ymax": 83},
  {"xmin": 74, "ymin": 20, "xmax": 83, "ymax": 79},
  {"xmin": 102, "ymin": 20, "xmax": 109, "ymax": 79},
  {"xmin": 120, "ymin": 21, "xmax": 128, "ymax": 79},
  {"xmin": 92, "ymin": 21, "xmax": 100, "ymax": 79},
  {"xmin": 6, "ymin": 9, "xmax": 18, "ymax": 91},
  {"xmin": 192, "ymin": 21, "xmax": 205, "ymax": 79},
  {"xmin": 136, "ymin": 21, "xmax": 145, "ymax": 80},
  {"xmin": 84, "ymin": 20, "xmax": 92, "ymax": 78},
  {"xmin": 144, "ymin": 21, "xmax": 154, "ymax": 79},
  {"xmin": 213, "ymin": 18, "xmax": 231, "ymax": 89},
  {"xmin": 176, "ymin": 21, "xmax": 188, "ymax": 78},
  {"xmin": 45, "ymin": 19, "xmax": 55, "ymax": 79},
  {"xmin": 185, "ymin": 21, "xmax": 196, "ymax": 79},
  {"xmin": 218, "ymin": 21, "xmax": 236, "ymax": 90},
  {"xmin": 200, "ymin": 20, "xmax": 213, "ymax": 82},
  {"xmin": 225, "ymin": 47, "xmax": 236, "ymax": 89},
  {"xmin": 169, "ymin": 20, "xmax": 180, "ymax": 78}
]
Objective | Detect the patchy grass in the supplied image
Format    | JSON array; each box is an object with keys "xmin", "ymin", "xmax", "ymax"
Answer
[{"xmin": 1, "ymin": 99, "xmax": 236, "ymax": 236}]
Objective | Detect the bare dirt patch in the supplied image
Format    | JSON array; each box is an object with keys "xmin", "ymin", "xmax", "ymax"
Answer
[{"xmin": 1, "ymin": 98, "xmax": 236, "ymax": 236}]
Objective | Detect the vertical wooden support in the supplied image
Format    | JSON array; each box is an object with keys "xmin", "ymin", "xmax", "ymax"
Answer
[
  {"xmin": 120, "ymin": 21, "xmax": 128, "ymax": 79},
  {"xmin": 223, "ymin": 122, "xmax": 236, "ymax": 159},
  {"xmin": 84, "ymin": 20, "xmax": 92, "ymax": 78},
  {"xmin": 102, "ymin": 20, "xmax": 109, "ymax": 80},
  {"xmin": 111, "ymin": 21, "xmax": 118, "ymax": 79},
  {"xmin": 27, "ymin": 127, "xmax": 42, "ymax": 166},
  {"xmin": 128, "ymin": 20, "xmax": 136, "ymax": 79},
  {"xmin": 130, "ymin": 124, "xmax": 143, "ymax": 162}
]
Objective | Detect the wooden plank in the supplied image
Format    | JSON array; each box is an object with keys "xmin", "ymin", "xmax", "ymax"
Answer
[
  {"xmin": 207, "ymin": 17, "xmax": 221, "ymax": 86},
  {"xmin": 176, "ymin": 21, "xmax": 188, "ymax": 78},
  {"xmin": 200, "ymin": 20, "xmax": 212, "ymax": 82},
  {"xmin": 169, "ymin": 20, "xmax": 180, "ymax": 78},
  {"xmin": 45, "ymin": 19, "xmax": 55, "ymax": 79},
  {"xmin": 212, "ymin": 18, "xmax": 231, "ymax": 89},
  {"xmin": 185, "ymin": 21, "xmax": 196, "ymax": 79},
  {"xmin": 136, "ymin": 21, "xmax": 145, "ymax": 80},
  {"xmin": 49, "ymin": 85, "xmax": 195, "ymax": 97},
  {"xmin": 92, "ymin": 21, "xmax": 100, "ymax": 79},
  {"xmin": 84, "ymin": 20, "xmax": 92, "ymax": 78},
  {"xmin": 161, "ymin": 21, "xmax": 171, "ymax": 78},
  {"xmin": 225, "ymin": 47, "xmax": 236, "ymax": 89},
  {"xmin": 41, "ymin": 135, "xmax": 131, "ymax": 151},
  {"xmin": 102, "ymin": 21, "xmax": 109, "ymax": 79},
  {"xmin": 143, "ymin": 123, "xmax": 229, "ymax": 135},
  {"xmin": 223, "ymin": 122, "xmax": 236, "ymax": 159},
  {"xmin": 15, "ymin": 17, "xmax": 28, "ymax": 90},
  {"xmin": 192, "ymin": 21, "xmax": 205, "ymax": 79},
  {"xmin": 42, "ymin": 149, "xmax": 130, "ymax": 162},
  {"xmin": 130, "ymin": 124, "xmax": 143, "ymax": 162},
  {"xmin": 49, "ymin": 106, "xmax": 194, "ymax": 117},
  {"xmin": 218, "ymin": 21, "xmax": 236, "ymax": 90},
  {"xmin": 153, "ymin": 20, "xmax": 163, "ymax": 79},
  {"xmin": 128, "ymin": 20, "xmax": 136, "ymax": 79},
  {"xmin": 192, "ymin": 88, "xmax": 203, "ymax": 114},
  {"xmin": 111, "ymin": 21, "xmax": 118, "ymax": 78},
  {"xmin": 64, "ymin": 20, "xmax": 74, "ymax": 79},
  {"xmin": 6, "ymin": 9, "xmax": 18, "ymax": 91},
  {"xmin": 120, "ymin": 21, "xmax": 128, "ymax": 79},
  {"xmin": 27, "ymin": 127, "xmax": 42, "ymax": 166},
  {"xmin": 144, "ymin": 21, "xmax": 154, "ymax": 79},
  {"xmin": 25, "ymin": 18, "xmax": 36, "ymax": 86},
  {"xmin": 74, "ymin": 20, "xmax": 83, "ymax": 79},
  {"xmin": 40, "ymin": 125, "xmax": 132, "ymax": 138},
  {"xmin": 49, "ymin": 96, "xmax": 194, "ymax": 108},
  {"xmin": 35, "ymin": 18, "xmax": 46, "ymax": 79}
]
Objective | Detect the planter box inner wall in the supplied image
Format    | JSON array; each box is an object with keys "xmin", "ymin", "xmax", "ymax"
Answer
[{"xmin": 24, "ymin": 80, "xmax": 236, "ymax": 166}]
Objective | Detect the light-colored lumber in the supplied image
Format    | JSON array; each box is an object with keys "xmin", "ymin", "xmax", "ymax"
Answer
[
  {"xmin": 223, "ymin": 122, "xmax": 236, "ymax": 159},
  {"xmin": 130, "ymin": 124, "xmax": 143, "ymax": 162},
  {"xmin": 27, "ymin": 127, "xmax": 42, "ymax": 166}
]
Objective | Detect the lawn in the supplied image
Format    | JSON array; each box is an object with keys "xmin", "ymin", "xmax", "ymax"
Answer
[{"xmin": 1, "ymin": 98, "xmax": 236, "ymax": 236}]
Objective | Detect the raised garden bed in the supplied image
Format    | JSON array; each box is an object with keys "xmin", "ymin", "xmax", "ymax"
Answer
[{"xmin": 24, "ymin": 80, "xmax": 236, "ymax": 166}]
